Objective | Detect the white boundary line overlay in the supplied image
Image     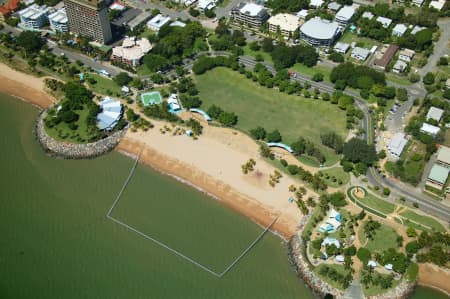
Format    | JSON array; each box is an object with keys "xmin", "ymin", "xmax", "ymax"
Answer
[{"xmin": 106, "ymin": 151, "xmax": 279, "ymax": 278}]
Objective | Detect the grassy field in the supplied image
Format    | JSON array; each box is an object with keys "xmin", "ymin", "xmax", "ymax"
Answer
[
  {"xmin": 86, "ymin": 73, "xmax": 122, "ymax": 95},
  {"xmin": 361, "ymin": 224, "xmax": 399, "ymax": 252},
  {"xmin": 242, "ymin": 45, "xmax": 273, "ymax": 63},
  {"xmin": 195, "ymin": 67, "xmax": 348, "ymax": 166},
  {"xmin": 45, "ymin": 104, "xmax": 97, "ymax": 143},
  {"xmin": 290, "ymin": 63, "xmax": 333, "ymax": 82},
  {"xmin": 362, "ymin": 272, "xmax": 401, "ymax": 296},
  {"xmin": 357, "ymin": 192, "xmax": 396, "ymax": 215},
  {"xmin": 313, "ymin": 264, "xmax": 351, "ymax": 290},
  {"xmin": 386, "ymin": 73, "xmax": 412, "ymax": 86},
  {"xmin": 340, "ymin": 32, "xmax": 380, "ymax": 49},
  {"xmin": 320, "ymin": 167, "xmax": 350, "ymax": 187},
  {"xmin": 400, "ymin": 209, "xmax": 446, "ymax": 232}
]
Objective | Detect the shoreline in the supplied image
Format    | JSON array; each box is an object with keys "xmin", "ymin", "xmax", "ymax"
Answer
[{"xmin": 417, "ymin": 263, "xmax": 450, "ymax": 295}]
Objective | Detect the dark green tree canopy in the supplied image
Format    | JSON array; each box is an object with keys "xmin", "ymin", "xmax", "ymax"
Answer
[{"xmin": 343, "ymin": 138, "xmax": 378, "ymax": 166}]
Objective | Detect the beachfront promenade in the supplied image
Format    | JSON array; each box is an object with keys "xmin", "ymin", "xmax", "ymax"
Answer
[{"xmin": 107, "ymin": 151, "xmax": 279, "ymax": 277}]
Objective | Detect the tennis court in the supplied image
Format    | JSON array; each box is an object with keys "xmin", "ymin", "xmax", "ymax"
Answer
[{"xmin": 141, "ymin": 91, "xmax": 162, "ymax": 106}]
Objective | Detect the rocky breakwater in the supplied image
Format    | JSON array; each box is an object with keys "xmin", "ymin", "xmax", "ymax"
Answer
[
  {"xmin": 35, "ymin": 110, "xmax": 126, "ymax": 159},
  {"xmin": 368, "ymin": 279, "xmax": 416, "ymax": 299},
  {"xmin": 288, "ymin": 214, "xmax": 344, "ymax": 299}
]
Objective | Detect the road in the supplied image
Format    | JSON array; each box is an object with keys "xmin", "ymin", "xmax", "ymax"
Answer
[{"xmin": 419, "ymin": 18, "xmax": 450, "ymax": 77}]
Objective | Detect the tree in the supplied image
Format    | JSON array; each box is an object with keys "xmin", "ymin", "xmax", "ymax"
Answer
[
  {"xmin": 218, "ymin": 111, "xmax": 238, "ymax": 126},
  {"xmin": 396, "ymin": 88, "xmax": 408, "ymax": 102},
  {"xmin": 113, "ymin": 72, "xmax": 132, "ymax": 86},
  {"xmin": 383, "ymin": 187, "xmax": 391, "ymax": 196},
  {"xmin": 343, "ymin": 138, "xmax": 378, "ymax": 166},
  {"xmin": 329, "ymin": 52, "xmax": 344, "ymax": 63},
  {"xmin": 207, "ymin": 105, "xmax": 223, "ymax": 119},
  {"xmin": 266, "ymin": 129, "xmax": 282, "ymax": 142},
  {"xmin": 287, "ymin": 164, "xmax": 299, "ymax": 175},
  {"xmin": 320, "ymin": 132, "xmax": 344, "ymax": 153},
  {"xmin": 357, "ymin": 247, "xmax": 371, "ymax": 264},
  {"xmin": 143, "ymin": 54, "xmax": 169, "ymax": 72},
  {"xmin": 204, "ymin": 8, "xmax": 216, "ymax": 18},
  {"xmin": 423, "ymin": 72, "xmax": 435, "ymax": 85},
  {"xmin": 17, "ymin": 31, "xmax": 44, "ymax": 55},
  {"xmin": 249, "ymin": 41, "xmax": 260, "ymax": 51},
  {"xmin": 406, "ymin": 227, "xmax": 417, "ymax": 238},
  {"xmin": 189, "ymin": 7, "xmax": 200, "ymax": 17},
  {"xmin": 250, "ymin": 126, "xmax": 266, "ymax": 140},
  {"xmin": 330, "ymin": 192, "xmax": 347, "ymax": 207},
  {"xmin": 261, "ymin": 38, "xmax": 274, "ymax": 52},
  {"xmin": 312, "ymin": 73, "xmax": 324, "ymax": 82}
]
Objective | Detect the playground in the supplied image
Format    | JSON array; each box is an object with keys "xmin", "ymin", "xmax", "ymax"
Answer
[{"xmin": 141, "ymin": 91, "xmax": 163, "ymax": 107}]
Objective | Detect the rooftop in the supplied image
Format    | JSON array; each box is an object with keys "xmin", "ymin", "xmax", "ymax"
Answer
[
  {"xmin": 239, "ymin": 3, "xmax": 266, "ymax": 16},
  {"xmin": 399, "ymin": 48, "xmax": 415, "ymax": 58},
  {"xmin": 361, "ymin": 11, "xmax": 374, "ymax": 19},
  {"xmin": 334, "ymin": 42, "xmax": 350, "ymax": 52},
  {"xmin": 392, "ymin": 23, "xmax": 408, "ymax": 36},
  {"xmin": 19, "ymin": 4, "xmax": 49, "ymax": 20},
  {"xmin": 351, "ymin": 47, "xmax": 370, "ymax": 59},
  {"xmin": 48, "ymin": 8, "xmax": 67, "ymax": 24},
  {"xmin": 429, "ymin": 0, "xmax": 446, "ymax": 10},
  {"xmin": 268, "ymin": 13, "xmax": 299, "ymax": 32},
  {"xmin": 300, "ymin": 17, "xmax": 340, "ymax": 40},
  {"xmin": 112, "ymin": 36, "xmax": 152, "ymax": 61},
  {"xmin": 309, "ymin": 0, "xmax": 324, "ymax": 7},
  {"xmin": 393, "ymin": 60, "xmax": 407, "ymax": 70},
  {"xmin": 376, "ymin": 16, "xmax": 392, "ymax": 28},
  {"xmin": 420, "ymin": 122, "xmax": 440, "ymax": 135},
  {"xmin": 335, "ymin": 5, "xmax": 356, "ymax": 22},
  {"xmin": 147, "ymin": 14, "xmax": 171, "ymax": 30},
  {"xmin": 437, "ymin": 146, "xmax": 450, "ymax": 165},
  {"xmin": 388, "ymin": 132, "xmax": 407, "ymax": 157},
  {"xmin": 374, "ymin": 44, "xmax": 398, "ymax": 67},
  {"xmin": 411, "ymin": 25, "xmax": 426, "ymax": 35},
  {"xmin": 327, "ymin": 2, "xmax": 341, "ymax": 11},
  {"xmin": 428, "ymin": 164, "xmax": 449, "ymax": 185},
  {"xmin": 426, "ymin": 107, "xmax": 444, "ymax": 122},
  {"xmin": 297, "ymin": 9, "xmax": 308, "ymax": 19}
]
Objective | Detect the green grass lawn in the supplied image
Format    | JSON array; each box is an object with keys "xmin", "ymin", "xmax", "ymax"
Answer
[
  {"xmin": 357, "ymin": 192, "xmax": 396, "ymax": 215},
  {"xmin": 86, "ymin": 73, "xmax": 122, "ymax": 95},
  {"xmin": 361, "ymin": 224, "xmax": 399, "ymax": 253},
  {"xmin": 386, "ymin": 73, "xmax": 412, "ymax": 86},
  {"xmin": 362, "ymin": 272, "xmax": 401, "ymax": 296},
  {"xmin": 405, "ymin": 263, "xmax": 419, "ymax": 282},
  {"xmin": 400, "ymin": 209, "xmax": 446, "ymax": 232},
  {"xmin": 320, "ymin": 167, "xmax": 350, "ymax": 187},
  {"xmin": 340, "ymin": 32, "xmax": 380, "ymax": 49},
  {"xmin": 45, "ymin": 104, "xmax": 97, "ymax": 143},
  {"xmin": 242, "ymin": 45, "xmax": 273, "ymax": 63},
  {"xmin": 195, "ymin": 67, "xmax": 348, "ymax": 166},
  {"xmin": 290, "ymin": 63, "xmax": 333, "ymax": 82},
  {"xmin": 314, "ymin": 264, "xmax": 351, "ymax": 290}
]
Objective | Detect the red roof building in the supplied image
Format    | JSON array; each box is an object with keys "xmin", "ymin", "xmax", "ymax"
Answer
[{"xmin": 0, "ymin": 0, "xmax": 20, "ymax": 19}]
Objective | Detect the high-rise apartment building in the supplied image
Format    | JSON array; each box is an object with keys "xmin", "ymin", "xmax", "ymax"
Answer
[{"xmin": 64, "ymin": 0, "xmax": 112, "ymax": 44}]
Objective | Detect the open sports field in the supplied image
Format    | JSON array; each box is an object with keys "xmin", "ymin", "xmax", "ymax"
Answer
[
  {"xmin": 141, "ymin": 91, "xmax": 162, "ymax": 106},
  {"xmin": 195, "ymin": 67, "xmax": 348, "ymax": 166},
  {"xmin": 360, "ymin": 224, "xmax": 399, "ymax": 253}
]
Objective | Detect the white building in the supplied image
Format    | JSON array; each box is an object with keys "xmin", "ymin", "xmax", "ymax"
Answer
[
  {"xmin": 398, "ymin": 49, "xmax": 415, "ymax": 62},
  {"xmin": 18, "ymin": 4, "xmax": 50, "ymax": 30},
  {"xmin": 376, "ymin": 16, "xmax": 392, "ymax": 29},
  {"xmin": 97, "ymin": 97, "xmax": 123, "ymax": 131},
  {"xmin": 300, "ymin": 17, "xmax": 341, "ymax": 47},
  {"xmin": 412, "ymin": 0, "xmax": 424, "ymax": 6},
  {"xmin": 421, "ymin": 123, "xmax": 440, "ymax": 136},
  {"xmin": 197, "ymin": 0, "xmax": 216, "ymax": 12},
  {"xmin": 392, "ymin": 23, "xmax": 408, "ymax": 37},
  {"xmin": 231, "ymin": 2, "xmax": 269, "ymax": 28},
  {"xmin": 411, "ymin": 25, "xmax": 426, "ymax": 35},
  {"xmin": 297, "ymin": 9, "xmax": 308, "ymax": 19},
  {"xmin": 351, "ymin": 47, "xmax": 370, "ymax": 61},
  {"xmin": 309, "ymin": 0, "xmax": 324, "ymax": 8},
  {"xmin": 388, "ymin": 132, "xmax": 408, "ymax": 158},
  {"xmin": 361, "ymin": 11, "xmax": 374, "ymax": 20},
  {"xmin": 48, "ymin": 8, "xmax": 68, "ymax": 32},
  {"xmin": 268, "ymin": 13, "xmax": 299, "ymax": 39},
  {"xmin": 109, "ymin": 1, "xmax": 126, "ymax": 11},
  {"xmin": 111, "ymin": 36, "xmax": 152, "ymax": 67},
  {"xmin": 146, "ymin": 14, "xmax": 171, "ymax": 31},
  {"xmin": 426, "ymin": 107, "xmax": 444, "ymax": 123},
  {"xmin": 335, "ymin": 5, "xmax": 356, "ymax": 25},
  {"xmin": 327, "ymin": 2, "xmax": 341, "ymax": 12},
  {"xmin": 393, "ymin": 60, "xmax": 407, "ymax": 73},
  {"xmin": 334, "ymin": 42, "xmax": 350, "ymax": 54},
  {"xmin": 429, "ymin": 0, "xmax": 446, "ymax": 10}
]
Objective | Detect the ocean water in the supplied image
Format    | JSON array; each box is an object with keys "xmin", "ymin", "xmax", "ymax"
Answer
[{"xmin": 0, "ymin": 94, "xmax": 446, "ymax": 299}]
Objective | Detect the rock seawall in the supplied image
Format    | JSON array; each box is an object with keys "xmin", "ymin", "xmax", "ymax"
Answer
[
  {"xmin": 35, "ymin": 110, "xmax": 126, "ymax": 159},
  {"xmin": 368, "ymin": 280, "xmax": 416, "ymax": 299}
]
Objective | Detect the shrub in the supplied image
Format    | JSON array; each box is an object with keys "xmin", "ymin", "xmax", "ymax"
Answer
[
  {"xmin": 357, "ymin": 247, "xmax": 371, "ymax": 264},
  {"xmin": 280, "ymin": 159, "xmax": 288, "ymax": 167},
  {"xmin": 287, "ymin": 164, "xmax": 299, "ymax": 175}
]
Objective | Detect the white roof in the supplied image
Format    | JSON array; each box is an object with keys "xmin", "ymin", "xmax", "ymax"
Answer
[
  {"xmin": 392, "ymin": 23, "xmax": 408, "ymax": 36},
  {"xmin": 239, "ymin": 3, "xmax": 265, "ymax": 16},
  {"xmin": 268, "ymin": 13, "xmax": 299, "ymax": 32},
  {"xmin": 112, "ymin": 37, "xmax": 152, "ymax": 61},
  {"xmin": 399, "ymin": 48, "xmax": 415, "ymax": 58},
  {"xmin": 334, "ymin": 42, "xmax": 350, "ymax": 52},
  {"xmin": 327, "ymin": 218, "xmax": 341, "ymax": 230},
  {"xmin": 421, "ymin": 123, "xmax": 440, "ymax": 135},
  {"xmin": 376, "ymin": 16, "xmax": 392, "ymax": 28},
  {"xmin": 110, "ymin": 2, "xmax": 126, "ymax": 11},
  {"xmin": 411, "ymin": 25, "xmax": 426, "ymax": 35},
  {"xmin": 437, "ymin": 146, "xmax": 450, "ymax": 165},
  {"xmin": 362, "ymin": 11, "xmax": 374, "ymax": 19},
  {"xmin": 393, "ymin": 60, "xmax": 407, "ymax": 70},
  {"xmin": 368, "ymin": 260, "xmax": 377, "ymax": 267},
  {"xmin": 335, "ymin": 5, "xmax": 356, "ymax": 22},
  {"xmin": 384, "ymin": 264, "xmax": 393, "ymax": 270},
  {"xmin": 309, "ymin": 0, "xmax": 324, "ymax": 7},
  {"xmin": 388, "ymin": 132, "xmax": 408, "ymax": 157},
  {"xmin": 335, "ymin": 255, "xmax": 345, "ymax": 262},
  {"xmin": 328, "ymin": 2, "xmax": 341, "ymax": 11},
  {"xmin": 351, "ymin": 47, "xmax": 370, "ymax": 59},
  {"xmin": 19, "ymin": 4, "xmax": 49, "ymax": 20},
  {"xmin": 121, "ymin": 86, "xmax": 130, "ymax": 93},
  {"xmin": 297, "ymin": 9, "xmax": 309, "ymax": 18},
  {"xmin": 170, "ymin": 20, "xmax": 186, "ymax": 27},
  {"xmin": 328, "ymin": 208, "xmax": 340, "ymax": 219},
  {"xmin": 198, "ymin": 0, "xmax": 215, "ymax": 10},
  {"xmin": 48, "ymin": 8, "xmax": 67, "ymax": 24},
  {"xmin": 426, "ymin": 107, "xmax": 444, "ymax": 122},
  {"xmin": 300, "ymin": 17, "xmax": 340, "ymax": 40},
  {"xmin": 321, "ymin": 237, "xmax": 340, "ymax": 248},
  {"xmin": 147, "ymin": 14, "xmax": 171, "ymax": 30},
  {"xmin": 429, "ymin": 0, "xmax": 446, "ymax": 10}
]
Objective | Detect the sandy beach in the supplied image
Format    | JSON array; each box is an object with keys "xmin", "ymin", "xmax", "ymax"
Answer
[
  {"xmin": 0, "ymin": 63, "xmax": 54, "ymax": 109},
  {"xmin": 117, "ymin": 119, "xmax": 313, "ymax": 238},
  {"xmin": 418, "ymin": 263, "xmax": 450, "ymax": 295}
]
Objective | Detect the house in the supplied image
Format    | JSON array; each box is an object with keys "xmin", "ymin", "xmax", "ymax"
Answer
[
  {"xmin": 388, "ymin": 132, "xmax": 408, "ymax": 158},
  {"xmin": 384, "ymin": 264, "xmax": 393, "ymax": 271},
  {"xmin": 412, "ymin": 0, "xmax": 425, "ymax": 6},
  {"xmin": 96, "ymin": 97, "xmax": 123, "ymax": 131},
  {"xmin": 376, "ymin": 16, "xmax": 392, "ymax": 28},
  {"xmin": 426, "ymin": 164, "xmax": 449, "ymax": 190},
  {"xmin": 18, "ymin": 4, "xmax": 51, "ymax": 30},
  {"xmin": 48, "ymin": 8, "xmax": 68, "ymax": 32},
  {"xmin": 411, "ymin": 25, "xmax": 426, "ymax": 35},
  {"xmin": 146, "ymin": 14, "xmax": 171, "ymax": 31},
  {"xmin": 318, "ymin": 208, "xmax": 342, "ymax": 232},
  {"xmin": 327, "ymin": 1, "xmax": 341, "ymax": 12},
  {"xmin": 197, "ymin": 0, "xmax": 215, "ymax": 12},
  {"xmin": 335, "ymin": 5, "xmax": 356, "ymax": 25},
  {"xmin": 368, "ymin": 260, "xmax": 377, "ymax": 268},
  {"xmin": 300, "ymin": 17, "xmax": 341, "ymax": 47},
  {"xmin": 398, "ymin": 49, "xmax": 415, "ymax": 62},
  {"xmin": 268, "ymin": 13, "xmax": 299, "ymax": 39},
  {"xmin": 297, "ymin": 9, "xmax": 308, "ymax": 19},
  {"xmin": 322, "ymin": 237, "xmax": 341, "ymax": 248},
  {"xmin": 309, "ymin": 0, "xmax": 324, "ymax": 8},
  {"xmin": 111, "ymin": 36, "xmax": 152, "ymax": 67},
  {"xmin": 393, "ymin": 60, "xmax": 407, "ymax": 73},
  {"xmin": 429, "ymin": 0, "xmax": 446, "ymax": 10},
  {"xmin": 374, "ymin": 44, "xmax": 399, "ymax": 70},
  {"xmin": 436, "ymin": 146, "xmax": 450, "ymax": 168},
  {"xmin": 231, "ymin": 2, "xmax": 269, "ymax": 28},
  {"xmin": 167, "ymin": 93, "xmax": 181, "ymax": 112},
  {"xmin": 361, "ymin": 11, "xmax": 374, "ymax": 20},
  {"xmin": 335, "ymin": 255, "xmax": 345, "ymax": 263},
  {"xmin": 392, "ymin": 23, "xmax": 408, "ymax": 37},
  {"xmin": 426, "ymin": 107, "xmax": 444, "ymax": 123},
  {"xmin": 334, "ymin": 42, "xmax": 350, "ymax": 54},
  {"xmin": 0, "ymin": 0, "xmax": 20, "ymax": 21},
  {"xmin": 351, "ymin": 47, "xmax": 370, "ymax": 61},
  {"xmin": 420, "ymin": 123, "xmax": 440, "ymax": 136}
]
